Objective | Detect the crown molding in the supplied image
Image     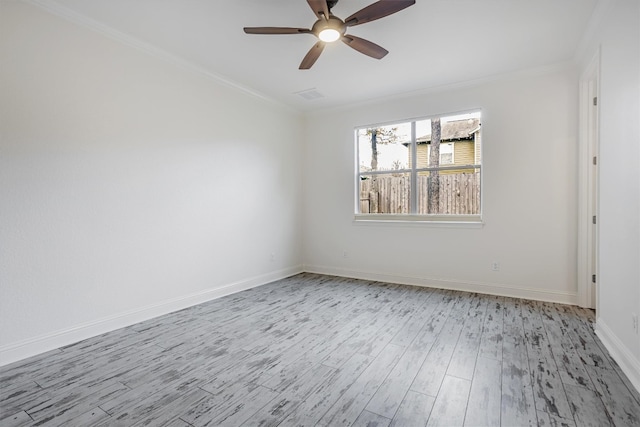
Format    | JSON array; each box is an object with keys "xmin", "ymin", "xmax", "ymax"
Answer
[
  {"xmin": 574, "ymin": 0, "xmax": 617, "ymax": 63},
  {"xmin": 308, "ymin": 60, "xmax": 576, "ymax": 116},
  {"xmin": 24, "ymin": 0, "xmax": 295, "ymax": 113}
]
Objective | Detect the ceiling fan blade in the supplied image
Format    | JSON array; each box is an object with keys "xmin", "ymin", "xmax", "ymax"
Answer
[
  {"xmin": 299, "ymin": 41, "xmax": 325, "ymax": 69},
  {"xmin": 307, "ymin": 0, "xmax": 330, "ymax": 20},
  {"xmin": 344, "ymin": 0, "xmax": 415, "ymax": 27},
  {"xmin": 244, "ymin": 27, "xmax": 311, "ymax": 35},
  {"xmin": 341, "ymin": 35, "xmax": 388, "ymax": 59}
]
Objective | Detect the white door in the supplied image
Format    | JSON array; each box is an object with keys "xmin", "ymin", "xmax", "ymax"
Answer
[
  {"xmin": 578, "ymin": 52, "xmax": 600, "ymax": 310},
  {"xmin": 588, "ymin": 76, "xmax": 598, "ymax": 308}
]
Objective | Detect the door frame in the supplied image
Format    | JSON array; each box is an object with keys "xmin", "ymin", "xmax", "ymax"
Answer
[{"xmin": 577, "ymin": 49, "xmax": 600, "ymax": 310}]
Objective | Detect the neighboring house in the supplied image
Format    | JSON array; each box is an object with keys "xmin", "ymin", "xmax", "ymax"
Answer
[{"xmin": 406, "ymin": 118, "xmax": 481, "ymax": 174}]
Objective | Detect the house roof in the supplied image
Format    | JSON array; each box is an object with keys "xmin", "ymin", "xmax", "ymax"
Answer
[{"xmin": 416, "ymin": 119, "xmax": 481, "ymax": 144}]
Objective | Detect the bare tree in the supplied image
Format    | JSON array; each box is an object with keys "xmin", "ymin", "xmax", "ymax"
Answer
[
  {"xmin": 366, "ymin": 127, "xmax": 398, "ymax": 213},
  {"xmin": 370, "ymin": 128, "xmax": 378, "ymax": 171},
  {"xmin": 366, "ymin": 127, "xmax": 397, "ymax": 171},
  {"xmin": 428, "ymin": 118, "xmax": 441, "ymax": 213}
]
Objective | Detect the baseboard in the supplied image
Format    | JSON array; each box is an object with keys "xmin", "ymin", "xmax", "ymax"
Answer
[
  {"xmin": 0, "ymin": 264, "xmax": 579, "ymax": 367},
  {"xmin": 303, "ymin": 264, "xmax": 578, "ymax": 305},
  {"xmin": 0, "ymin": 265, "xmax": 303, "ymax": 367},
  {"xmin": 595, "ymin": 319, "xmax": 640, "ymax": 394}
]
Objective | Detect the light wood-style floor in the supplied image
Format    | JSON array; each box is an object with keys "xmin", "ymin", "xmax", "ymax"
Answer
[{"xmin": 2, "ymin": 273, "xmax": 640, "ymax": 426}]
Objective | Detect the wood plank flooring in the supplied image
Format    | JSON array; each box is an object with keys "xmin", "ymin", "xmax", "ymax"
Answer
[{"xmin": 1, "ymin": 273, "xmax": 640, "ymax": 426}]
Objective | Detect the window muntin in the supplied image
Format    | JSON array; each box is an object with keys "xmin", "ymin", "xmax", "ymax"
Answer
[{"xmin": 356, "ymin": 111, "xmax": 482, "ymax": 219}]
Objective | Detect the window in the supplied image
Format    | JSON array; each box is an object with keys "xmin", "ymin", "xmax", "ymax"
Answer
[
  {"xmin": 428, "ymin": 142, "xmax": 454, "ymax": 165},
  {"xmin": 356, "ymin": 111, "xmax": 482, "ymax": 220}
]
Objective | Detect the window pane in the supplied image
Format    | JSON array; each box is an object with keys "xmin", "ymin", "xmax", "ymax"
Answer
[
  {"xmin": 417, "ymin": 113, "xmax": 481, "ymax": 167},
  {"xmin": 359, "ymin": 173, "xmax": 411, "ymax": 214},
  {"xmin": 358, "ymin": 123, "xmax": 411, "ymax": 173},
  {"xmin": 415, "ymin": 119, "xmax": 431, "ymax": 168},
  {"xmin": 416, "ymin": 170, "xmax": 481, "ymax": 214}
]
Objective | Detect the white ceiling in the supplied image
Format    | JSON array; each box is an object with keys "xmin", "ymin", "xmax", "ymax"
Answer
[{"xmin": 44, "ymin": 0, "xmax": 599, "ymax": 111}]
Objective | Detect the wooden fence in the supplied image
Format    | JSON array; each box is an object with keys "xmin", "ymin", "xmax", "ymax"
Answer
[{"xmin": 359, "ymin": 173, "xmax": 480, "ymax": 214}]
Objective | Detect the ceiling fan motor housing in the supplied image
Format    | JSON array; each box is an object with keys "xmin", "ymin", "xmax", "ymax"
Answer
[{"xmin": 312, "ymin": 16, "xmax": 345, "ymax": 39}]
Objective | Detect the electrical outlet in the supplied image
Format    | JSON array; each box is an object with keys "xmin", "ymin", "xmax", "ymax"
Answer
[
  {"xmin": 270, "ymin": 252, "xmax": 275, "ymax": 262},
  {"xmin": 633, "ymin": 314, "xmax": 638, "ymax": 334},
  {"xmin": 491, "ymin": 262, "xmax": 500, "ymax": 271},
  {"xmin": 342, "ymin": 250, "xmax": 348, "ymax": 259}
]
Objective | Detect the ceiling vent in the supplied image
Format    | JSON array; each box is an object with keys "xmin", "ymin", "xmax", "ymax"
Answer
[{"xmin": 295, "ymin": 88, "xmax": 324, "ymax": 100}]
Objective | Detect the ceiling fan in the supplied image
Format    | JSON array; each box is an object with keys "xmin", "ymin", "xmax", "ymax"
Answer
[{"xmin": 243, "ymin": 0, "xmax": 416, "ymax": 69}]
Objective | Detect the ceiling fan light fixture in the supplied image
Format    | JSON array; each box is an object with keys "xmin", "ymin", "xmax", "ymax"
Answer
[
  {"xmin": 318, "ymin": 27, "xmax": 341, "ymax": 42},
  {"xmin": 243, "ymin": 0, "xmax": 417, "ymax": 69}
]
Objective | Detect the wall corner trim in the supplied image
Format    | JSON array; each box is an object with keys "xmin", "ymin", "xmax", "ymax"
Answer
[
  {"xmin": 595, "ymin": 319, "xmax": 640, "ymax": 394},
  {"xmin": 0, "ymin": 266, "xmax": 303, "ymax": 367}
]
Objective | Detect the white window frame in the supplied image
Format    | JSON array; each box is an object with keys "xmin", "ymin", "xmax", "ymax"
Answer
[
  {"xmin": 354, "ymin": 111, "xmax": 483, "ymax": 224},
  {"xmin": 428, "ymin": 142, "xmax": 455, "ymax": 166}
]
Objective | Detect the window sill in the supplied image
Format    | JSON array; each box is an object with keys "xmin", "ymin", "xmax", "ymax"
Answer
[{"xmin": 353, "ymin": 214, "xmax": 483, "ymax": 228}]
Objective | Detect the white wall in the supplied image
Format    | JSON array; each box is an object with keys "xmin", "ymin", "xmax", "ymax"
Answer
[
  {"xmin": 0, "ymin": 2, "xmax": 303, "ymax": 365},
  {"xmin": 578, "ymin": 0, "xmax": 640, "ymax": 389},
  {"xmin": 302, "ymin": 66, "xmax": 579, "ymax": 303},
  {"xmin": 3, "ymin": 2, "xmax": 637, "ymax": 391}
]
